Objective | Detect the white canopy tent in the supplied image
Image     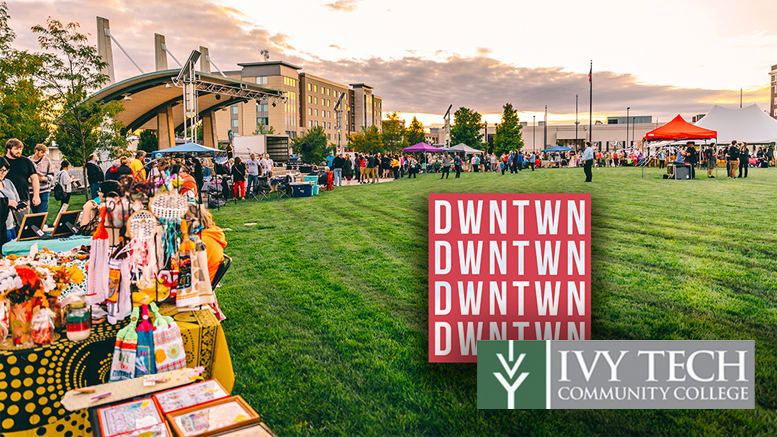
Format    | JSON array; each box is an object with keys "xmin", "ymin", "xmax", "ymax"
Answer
[{"xmin": 694, "ymin": 104, "xmax": 777, "ymax": 144}]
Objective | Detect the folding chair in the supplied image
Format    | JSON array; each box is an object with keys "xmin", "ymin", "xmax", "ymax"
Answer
[
  {"xmin": 276, "ymin": 176, "xmax": 293, "ymax": 199},
  {"xmin": 211, "ymin": 254, "xmax": 232, "ymax": 288},
  {"xmin": 325, "ymin": 171, "xmax": 334, "ymax": 191},
  {"xmin": 251, "ymin": 176, "xmax": 272, "ymax": 201}
]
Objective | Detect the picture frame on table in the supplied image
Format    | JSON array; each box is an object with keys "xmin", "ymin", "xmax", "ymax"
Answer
[
  {"xmin": 51, "ymin": 209, "xmax": 82, "ymax": 237},
  {"xmin": 114, "ymin": 421, "xmax": 174, "ymax": 437},
  {"xmin": 166, "ymin": 395, "xmax": 260, "ymax": 437},
  {"xmin": 97, "ymin": 397, "xmax": 164, "ymax": 437},
  {"xmin": 210, "ymin": 422, "xmax": 277, "ymax": 437},
  {"xmin": 17, "ymin": 212, "xmax": 47, "ymax": 241},
  {"xmin": 153, "ymin": 379, "xmax": 230, "ymax": 415}
]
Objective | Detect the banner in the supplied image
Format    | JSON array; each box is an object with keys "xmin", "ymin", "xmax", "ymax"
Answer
[{"xmin": 429, "ymin": 194, "xmax": 591, "ymax": 362}]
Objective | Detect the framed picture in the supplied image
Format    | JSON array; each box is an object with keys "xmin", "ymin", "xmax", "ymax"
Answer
[
  {"xmin": 210, "ymin": 422, "xmax": 277, "ymax": 437},
  {"xmin": 98, "ymin": 398, "xmax": 164, "ymax": 437},
  {"xmin": 166, "ymin": 396, "xmax": 260, "ymax": 437},
  {"xmin": 153, "ymin": 379, "xmax": 230, "ymax": 415},
  {"xmin": 51, "ymin": 209, "xmax": 82, "ymax": 237},
  {"xmin": 114, "ymin": 422, "xmax": 173, "ymax": 437},
  {"xmin": 17, "ymin": 212, "xmax": 47, "ymax": 241}
]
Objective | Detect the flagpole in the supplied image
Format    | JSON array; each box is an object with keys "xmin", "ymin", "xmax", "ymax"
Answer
[{"xmin": 589, "ymin": 60, "xmax": 593, "ymax": 144}]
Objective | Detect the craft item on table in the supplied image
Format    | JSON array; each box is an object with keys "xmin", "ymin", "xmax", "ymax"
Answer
[
  {"xmin": 106, "ymin": 196, "xmax": 132, "ymax": 229},
  {"xmin": 0, "ymin": 299, "xmax": 7, "ymax": 343},
  {"xmin": 136, "ymin": 304, "xmax": 156, "ymax": 376},
  {"xmin": 152, "ymin": 379, "xmax": 229, "ymax": 415},
  {"xmin": 175, "ymin": 220, "xmax": 200, "ymax": 309},
  {"xmin": 110, "ymin": 306, "xmax": 140, "ymax": 382},
  {"xmin": 182, "ymin": 367, "xmax": 205, "ymax": 378},
  {"xmin": 9, "ymin": 301, "xmax": 33, "ymax": 346},
  {"xmin": 66, "ymin": 299, "xmax": 91, "ymax": 342},
  {"xmin": 128, "ymin": 209, "xmax": 160, "ymax": 286},
  {"xmin": 74, "ymin": 388, "xmax": 96, "ymax": 393},
  {"xmin": 149, "ymin": 302, "xmax": 187, "ymax": 373},
  {"xmin": 31, "ymin": 306, "xmax": 55, "ymax": 344},
  {"xmin": 107, "ymin": 254, "xmax": 133, "ymax": 325},
  {"xmin": 98, "ymin": 397, "xmax": 164, "ymax": 437},
  {"xmin": 87, "ymin": 207, "xmax": 111, "ymax": 306},
  {"xmin": 167, "ymin": 396, "xmax": 261, "ymax": 437},
  {"xmin": 92, "ymin": 392, "xmax": 112, "ymax": 401}
]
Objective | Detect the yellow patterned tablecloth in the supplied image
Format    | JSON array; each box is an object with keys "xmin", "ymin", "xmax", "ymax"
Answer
[{"xmin": 0, "ymin": 303, "xmax": 234, "ymax": 437}]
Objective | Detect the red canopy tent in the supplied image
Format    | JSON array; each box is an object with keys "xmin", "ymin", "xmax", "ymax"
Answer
[{"xmin": 643, "ymin": 115, "xmax": 717, "ymax": 141}]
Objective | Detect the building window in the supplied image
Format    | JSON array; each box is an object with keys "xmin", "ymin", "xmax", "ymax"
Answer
[
  {"xmin": 315, "ymin": 109, "xmax": 318, "ymax": 116},
  {"xmin": 257, "ymin": 103, "xmax": 268, "ymax": 112},
  {"xmin": 231, "ymin": 119, "xmax": 239, "ymax": 128},
  {"xmin": 314, "ymin": 85, "xmax": 317, "ymax": 92},
  {"xmin": 328, "ymin": 122, "xmax": 331, "ymax": 129},
  {"xmin": 231, "ymin": 106, "xmax": 238, "ymax": 115},
  {"xmin": 308, "ymin": 83, "xmax": 312, "ymax": 91},
  {"xmin": 257, "ymin": 117, "xmax": 269, "ymax": 127},
  {"xmin": 256, "ymin": 76, "xmax": 268, "ymax": 85}
]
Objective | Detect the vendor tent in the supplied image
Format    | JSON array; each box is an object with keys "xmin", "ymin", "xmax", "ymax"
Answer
[
  {"xmin": 694, "ymin": 104, "xmax": 777, "ymax": 144},
  {"xmin": 403, "ymin": 142, "xmax": 443, "ymax": 153},
  {"xmin": 542, "ymin": 146, "xmax": 574, "ymax": 153},
  {"xmin": 643, "ymin": 115, "xmax": 717, "ymax": 141},
  {"xmin": 445, "ymin": 143, "xmax": 484, "ymax": 154},
  {"xmin": 153, "ymin": 142, "xmax": 227, "ymax": 158}
]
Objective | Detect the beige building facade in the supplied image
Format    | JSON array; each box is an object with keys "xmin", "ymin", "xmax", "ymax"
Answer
[{"xmin": 214, "ymin": 61, "xmax": 382, "ymax": 147}]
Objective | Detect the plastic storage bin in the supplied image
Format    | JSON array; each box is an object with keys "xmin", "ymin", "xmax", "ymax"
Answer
[{"xmin": 291, "ymin": 183, "xmax": 313, "ymax": 197}]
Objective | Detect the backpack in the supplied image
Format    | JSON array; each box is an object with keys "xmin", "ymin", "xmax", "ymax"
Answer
[{"xmin": 53, "ymin": 173, "xmax": 66, "ymax": 201}]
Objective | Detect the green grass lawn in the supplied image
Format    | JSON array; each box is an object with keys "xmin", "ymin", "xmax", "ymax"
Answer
[{"xmin": 208, "ymin": 166, "xmax": 777, "ymax": 436}]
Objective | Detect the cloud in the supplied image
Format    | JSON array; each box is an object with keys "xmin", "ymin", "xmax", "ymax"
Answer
[
  {"xmin": 302, "ymin": 55, "xmax": 769, "ymax": 121},
  {"xmin": 323, "ymin": 0, "xmax": 361, "ymax": 12},
  {"xmin": 329, "ymin": 44, "xmax": 344, "ymax": 50},
  {"xmin": 476, "ymin": 47, "xmax": 492, "ymax": 55}
]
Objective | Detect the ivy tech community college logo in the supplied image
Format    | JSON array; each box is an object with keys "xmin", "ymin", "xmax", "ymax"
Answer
[{"xmin": 478, "ymin": 340, "xmax": 754, "ymax": 410}]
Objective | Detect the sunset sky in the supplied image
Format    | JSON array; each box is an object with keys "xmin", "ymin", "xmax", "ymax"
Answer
[{"xmin": 7, "ymin": 0, "xmax": 777, "ymax": 126}]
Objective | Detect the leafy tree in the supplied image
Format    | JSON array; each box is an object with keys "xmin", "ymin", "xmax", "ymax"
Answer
[
  {"xmin": 32, "ymin": 18, "xmax": 126, "ymax": 200},
  {"xmin": 347, "ymin": 126, "xmax": 383, "ymax": 155},
  {"xmin": 0, "ymin": 2, "xmax": 50, "ymax": 153},
  {"xmin": 253, "ymin": 121, "xmax": 275, "ymax": 135},
  {"xmin": 293, "ymin": 126, "xmax": 328, "ymax": 164},
  {"xmin": 137, "ymin": 130, "xmax": 158, "ymax": 153},
  {"xmin": 405, "ymin": 116, "xmax": 426, "ymax": 147},
  {"xmin": 492, "ymin": 103, "xmax": 524, "ymax": 155},
  {"xmin": 381, "ymin": 112, "xmax": 406, "ymax": 153},
  {"xmin": 451, "ymin": 107, "xmax": 483, "ymax": 148}
]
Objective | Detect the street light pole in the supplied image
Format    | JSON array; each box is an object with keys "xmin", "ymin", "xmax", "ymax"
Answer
[
  {"xmin": 533, "ymin": 115, "xmax": 536, "ymax": 151},
  {"xmin": 544, "ymin": 105, "xmax": 548, "ymax": 148},
  {"xmin": 575, "ymin": 94, "xmax": 579, "ymax": 148},
  {"xmin": 626, "ymin": 107, "xmax": 630, "ymax": 150}
]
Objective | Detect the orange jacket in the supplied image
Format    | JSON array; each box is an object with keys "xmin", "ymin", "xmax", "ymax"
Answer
[{"xmin": 201, "ymin": 227, "xmax": 227, "ymax": 283}]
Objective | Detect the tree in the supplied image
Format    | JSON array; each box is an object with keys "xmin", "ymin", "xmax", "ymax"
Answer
[
  {"xmin": 253, "ymin": 121, "xmax": 275, "ymax": 135},
  {"xmin": 450, "ymin": 107, "xmax": 483, "ymax": 148},
  {"xmin": 347, "ymin": 126, "xmax": 383, "ymax": 155},
  {"xmin": 0, "ymin": 2, "xmax": 51, "ymax": 153},
  {"xmin": 492, "ymin": 103, "xmax": 524, "ymax": 155},
  {"xmin": 405, "ymin": 116, "xmax": 426, "ymax": 147},
  {"xmin": 32, "ymin": 17, "xmax": 126, "ymax": 200},
  {"xmin": 293, "ymin": 126, "xmax": 328, "ymax": 164},
  {"xmin": 381, "ymin": 112, "xmax": 406, "ymax": 153},
  {"xmin": 137, "ymin": 130, "xmax": 158, "ymax": 153}
]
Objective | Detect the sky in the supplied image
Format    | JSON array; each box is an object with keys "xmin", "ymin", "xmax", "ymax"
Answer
[{"xmin": 6, "ymin": 0, "xmax": 777, "ymax": 126}]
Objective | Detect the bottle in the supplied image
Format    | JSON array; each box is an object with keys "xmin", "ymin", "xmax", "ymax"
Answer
[{"xmin": 66, "ymin": 301, "xmax": 91, "ymax": 342}]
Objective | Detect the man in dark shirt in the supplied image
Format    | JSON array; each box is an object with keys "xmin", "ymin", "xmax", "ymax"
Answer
[
  {"xmin": 86, "ymin": 153, "xmax": 105, "ymax": 200},
  {"xmin": 727, "ymin": 140, "xmax": 740, "ymax": 178},
  {"xmin": 366, "ymin": 153, "xmax": 377, "ymax": 183},
  {"xmin": 738, "ymin": 143, "xmax": 750, "ymax": 178},
  {"xmin": 704, "ymin": 146, "xmax": 716, "ymax": 178},
  {"xmin": 332, "ymin": 154, "xmax": 345, "ymax": 186},
  {"xmin": 685, "ymin": 142, "xmax": 698, "ymax": 179},
  {"xmin": 4, "ymin": 138, "xmax": 40, "ymax": 226}
]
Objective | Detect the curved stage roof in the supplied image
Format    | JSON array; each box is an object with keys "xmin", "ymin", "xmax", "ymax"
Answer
[{"xmin": 89, "ymin": 69, "xmax": 283, "ymax": 132}]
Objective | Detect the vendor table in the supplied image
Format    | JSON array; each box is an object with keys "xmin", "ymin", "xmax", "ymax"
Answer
[
  {"xmin": 2, "ymin": 235, "xmax": 93, "ymax": 257},
  {"xmin": 0, "ymin": 303, "xmax": 233, "ymax": 437}
]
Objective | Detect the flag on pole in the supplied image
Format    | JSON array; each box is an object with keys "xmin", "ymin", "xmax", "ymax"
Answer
[{"xmin": 588, "ymin": 64, "xmax": 592, "ymax": 83}]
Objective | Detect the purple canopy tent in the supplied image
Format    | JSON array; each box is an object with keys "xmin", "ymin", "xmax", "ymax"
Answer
[{"xmin": 402, "ymin": 142, "xmax": 443, "ymax": 153}]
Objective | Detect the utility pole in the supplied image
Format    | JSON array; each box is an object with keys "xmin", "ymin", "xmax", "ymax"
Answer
[
  {"xmin": 533, "ymin": 115, "xmax": 536, "ymax": 151},
  {"xmin": 544, "ymin": 105, "xmax": 548, "ymax": 148},
  {"xmin": 626, "ymin": 107, "xmax": 630, "ymax": 149},
  {"xmin": 575, "ymin": 95, "xmax": 579, "ymax": 149}
]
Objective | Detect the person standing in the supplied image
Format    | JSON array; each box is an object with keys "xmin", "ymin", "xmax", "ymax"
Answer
[
  {"xmin": 85, "ymin": 153, "xmax": 104, "ymax": 201},
  {"xmin": 704, "ymin": 146, "xmax": 716, "ymax": 178},
  {"xmin": 367, "ymin": 153, "xmax": 378, "ymax": 183},
  {"xmin": 529, "ymin": 152, "xmax": 536, "ymax": 171},
  {"xmin": 0, "ymin": 157, "xmax": 20, "ymax": 245},
  {"xmin": 192, "ymin": 157, "xmax": 203, "ymax": 191},
  {"xmin": 685, "ymin": 142, "xmax": 697, "ymax": 179},
  {"xmin": 332, "ymin": 153, "xmax": 344, "ymax": 186},
  {"xmin": 263, "ymin": 154, "xmax": 274, "ymax": 178},
  {"xmin": 582, "ymin": 142, "xmax": 594, "ymax": 182},
  {"xmin": 441, "ymin": 152, "xmax": 452, "ymax": 179},
  {"xmin": 342, "ymin": 155, "xmax": 353, "ymax": 185},
  {"xmin": 130, "ymin": 151, "xmax": 147, "ymax": 180},
  {"xmin": 245, "ymin": 153, "xmax": 261, "ymax": 195},
  {"xmin": 738, "ymin": 143, "xmax": 750, "ymax": 178},
  {"xmin": 4, "ymin": 139, "xmax": 40, "ymax": 226},
  {"xmin": 454, "ymin": 153, "xmax": 462, "ymax": 178},
  {"xmin": 727, "ymin": 140, "xmax": 740, "ymax": 179},
  {"xmin": 55, "ymin": 160, "xmax": 73, "ymax": 205},
  {"xmin": 516, "ymin": 152, "xmax": 524, "ymax": 172},
  {"xmin": 231, "ymin": 157, "xmax": 246, "ymax": 199},
  {"xmin": 29, "ymin": 144, "xmax": 53, "ymax": 213}
]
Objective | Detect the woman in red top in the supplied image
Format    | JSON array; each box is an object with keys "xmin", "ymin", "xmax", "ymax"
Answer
[{"xmin": 179, "ymin": 165, "xmax": 198, "ymax": 199}]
